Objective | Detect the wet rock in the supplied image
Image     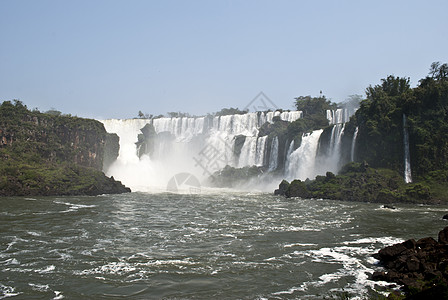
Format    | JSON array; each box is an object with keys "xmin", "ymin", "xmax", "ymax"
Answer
[
  {"xmin": 372, "ymin": 227, "xmax": 448, "ymax": 297},
  {"xmin": 416, "ymin": 237, "xmax": 437, "ymax": 249},
  {"xmin": 382, "ymin": 204, "xmax": 396, "ymax": 209},
  {"xmin": 438, "ymin": 226, "xmax": 448, "ymax": 244},
  {"xmin": 274, "ymin": 180, "xmax": 289, "ymax": 196},
  {"xmin": 376, "ymin": 242, "xmax": 408, "ymax": 261}
]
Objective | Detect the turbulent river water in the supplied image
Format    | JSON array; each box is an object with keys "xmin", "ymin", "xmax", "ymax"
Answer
[{"xmin": 1, "ymin": 192, "xmax": 447, "ymax": 299}]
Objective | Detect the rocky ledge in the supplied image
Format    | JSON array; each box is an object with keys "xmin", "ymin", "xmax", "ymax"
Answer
[{"xmin": 372, "ymin": 227, "xmax": 448, "ymax": 298}]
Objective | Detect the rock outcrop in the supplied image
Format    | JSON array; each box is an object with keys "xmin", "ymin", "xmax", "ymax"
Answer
[
  {"xmin": 372, "ymin": 227, "xmax": 448, "ymax": 298},
  {"xmin": 0, "ymin": 100, "xmax": 129, "ymax": 196}
]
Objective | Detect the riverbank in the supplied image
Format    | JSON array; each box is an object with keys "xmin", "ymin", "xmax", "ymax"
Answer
[{"xmin": 275, "ymin": 162, "xmax": 448, "ymax": 204}]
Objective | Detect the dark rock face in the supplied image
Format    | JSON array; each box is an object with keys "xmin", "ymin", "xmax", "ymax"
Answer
[
  {"xmin": 274, "ymin": 180, "xmax": 289, "ymax": 196},
  {"xmin": 103, "ymin": 133, "xmax": 120, "ymax": 171},
  {"xmin": 372, "ymin": 227, "xmax": 448, "ymax": 297},
  {"xmin": 438, "ymin": 227, "xmax": 448, "ymax": 244}
]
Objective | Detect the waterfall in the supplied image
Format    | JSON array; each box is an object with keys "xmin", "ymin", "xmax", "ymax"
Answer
[
  {"xmin": 326, "ymin": 108, "xmax": 356, "ymax": 125},
  {"xmin": 286, "ymin": 130, "xmax": 323, "ymax": 181},
  {"xmin": 255, "ymin": 136, "xmax": 268, "ymax": 166},
  {"xmin": 268, "ymin": 137, "xmax": 279, "ymax": 171},
  {"xmin": 238, "ymin": 137, "xmax": 258, "ymax": 167},
  {"xmin": 314, "ymin": 124, "xmax": 345, "ymax": 176},
  {"xmin": 350, "ymin": 127, "xmax": 358, "ymax": 162},
  {"xmin": 403, "ymin": 114, "xmax": 412, "ymax": 183},
  {"xmin": 283, "ymin": 140, "xmax": 295, "ymax": 174},
  {"xmin": 101, "ymin": 111, "xmax": 302, "ymax": 191}
]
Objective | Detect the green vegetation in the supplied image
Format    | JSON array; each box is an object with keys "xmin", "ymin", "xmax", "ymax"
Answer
[
  {"xmin": 353, "ymin": 62, "xmax": 448, "ymax": 177},
  {"xmin": 0, "ymin": 100, "xmax": 129, "ymax": 196},
  {"xmin": 214, "ymin": 107, "xmax": 248, "ymax": 116},
  {"xmin": 207, "ymin": 165, "xmax": 264, "ymax": 188},
  {"xmin": 277, "ymin": 62, "xmax": 448, "ymax": 204},
  {"xmin": 277, "ymin": 162, "xmax": 443, "ymax": 204},
  {"xmin": 294, "ymin": 95, "xmax": 336, "ymax": 117}
]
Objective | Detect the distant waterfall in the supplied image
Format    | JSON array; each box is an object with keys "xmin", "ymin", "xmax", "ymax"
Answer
[
  {"xmin": 326, "ymin": 108, "xmax": 356, "ymax": 125},
  {"xmin": 351, "ymin": 127, "xmax": 358, "ymax": 162},
  {"xmin": 403, "ymin": 114, "xmax": 412, "ymax": 183},
  {"xmin": 286, "ymin": 130, "xmax": 323, "ymax": 181},
  {"xmin": 328, "ymin": 124, "xmax": 345, "ymax": 166},
  {"xmin": 268, "ymin": 137, "xmax": 279, "ymax": 171},
  {"xmin": 283, "ymin": 140, "xmax": 294, "ymax": 170}
]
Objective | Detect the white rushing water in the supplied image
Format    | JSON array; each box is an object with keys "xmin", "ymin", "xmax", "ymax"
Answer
[
  {"xmin": 403, "ymin": 114, "xmax": 412, "ymax": 183},
  {"xmin": 268, "ymin": 136, "xmax": 279, "ymax": 171},
  {"xmin": 101, "ymin": 109, "xmax": 361, "ymax": 191},
  {"xmin": 327, "ymin": 108, "xmax": 356, "ymax": 125},
  {"xmin": 101, "ymin": 111, "xmax": 303, "ymax": 191},
  {"xmin": 351, "ymin": 127, "xmax": 359, "ymax": 162},
  {"xmin": 286, "ymin": 129, "xmax": 323, "ymax": 181}
]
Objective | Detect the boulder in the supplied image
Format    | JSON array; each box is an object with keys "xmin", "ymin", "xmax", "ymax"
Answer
[
  {"xmin": 372, "ymin": 227, "xmax": 448, "ymax": 297},
  {"xmin": 274, "ymin": 180, "xmax": 290, "ymax": 196},
  {"xmin": 438, "ymin": 226, "xmax": 448, "ymax": 244}
]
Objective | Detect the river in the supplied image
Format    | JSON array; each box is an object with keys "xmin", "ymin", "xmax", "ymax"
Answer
[{"xmin": 1, "ymin": 192, "xmax": 447, "ymax": 299}]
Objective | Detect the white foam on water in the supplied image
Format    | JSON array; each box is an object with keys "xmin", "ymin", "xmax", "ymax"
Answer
[
  {"xmin": 0, "ymin": 284, "xmax": 21, "ymax": 299},
  {"xmin": 284, "ymin": 243, "xmax": 318, "ymax": 248},
  {"xmin": 54, "ymin": 201, "xmax": 97, "ymax": 213},
  {"xmin": 27, "ymin": 231, "xmax": 42, "ymax": 237},
  {"xmin": 1, "ymin": 258, "xmax": 20, "ymax": 265},
  {"xmin": 343, "ymin": 236, "xmax": 404, "ymax": 246},
  {"xmin": 36, "ymin": 265, "xmax": 55, "ymax": 274},
  {"xmin": 296, "ymin": 243, "xmax": 401, "ymax": 297},
  {"xmin": 53, "ymin": 291, "xmax": 64, "ymax": 300},
  {"xmin": 28, "ymin": 283, "xmax": 50, "ymax": 292}
]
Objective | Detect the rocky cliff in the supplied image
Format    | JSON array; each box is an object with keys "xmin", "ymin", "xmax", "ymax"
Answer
[{"xmin": 0, "ymin": 100, "xmax": 130, "ymax": 196}]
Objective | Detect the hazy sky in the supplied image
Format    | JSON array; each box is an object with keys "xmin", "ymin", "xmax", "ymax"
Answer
[{"xmin": 1, "ymin": 0, "xmax": 447, "ymax": 119}]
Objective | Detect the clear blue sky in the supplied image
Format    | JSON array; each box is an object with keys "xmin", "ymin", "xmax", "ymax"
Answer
[{"xmin": 1, "ymin": 0, "xmax": 447, "ymax": 119}]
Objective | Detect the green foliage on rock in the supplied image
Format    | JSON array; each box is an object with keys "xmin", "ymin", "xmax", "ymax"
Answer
[
  {"xmin": 0, "ymin": 100, "xmax": 130, "ymax": 196},
  {"xmin": 352, "ymin": 62, "xmax": 448, "ymax": 177},
  {"xmin": 276, "ymin": 162, "xmax": 446, "ymax": 204},
  {"xmin": 207, "ymin": 165, "xmax": 264, "ymax": 188},
  {"xmin": 294, "ymin": 95, "xmax": 336, "ymax": 117},
  {"xmin": 215, "ymin": 107, "xmax": 248, "ymax": 116}
]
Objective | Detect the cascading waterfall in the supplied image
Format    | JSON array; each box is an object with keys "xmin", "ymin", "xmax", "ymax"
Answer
[
  {"xmin": 268, "ymin": 137, "xmax": 279, "ymax": 171},
  {"xmin": 238, "ymin": 136, "xmax": 258, "ymax": 168},
  {"xmin": 101, "ymin": 111, "xmax": 302, "ymax": 191},
  {"xmin": 101, "ymin": 108, "xmax": 369, "ymax": 191},
  {"xmin": 286, "ymin": 130, "xmax": 323, "ymax": 181},
  {"xmin": 403, "ymin": 114, "xmax": 412, "ymax": 183},
  {"xmin": 326, "ymin": 108, "xmax": 356, "ymax": 125},
  {"xmin": 283, "ymin": 140, "xmax": 295, "ymax": 170},
  {"xmin": 313, "ymin": 123, "xmax": 346, "ymax": 176},
  {"xmin": 351, "ymin": 127, "xmax": 359, "ymax": 162},
  {"xmin": 255, "ymin": 136, "xmax": 268, "ymax": 166}
]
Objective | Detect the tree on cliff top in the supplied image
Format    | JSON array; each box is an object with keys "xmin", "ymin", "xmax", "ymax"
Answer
[{"xmin": 294, "ymin": 95, "xmax": 336, "ymax": 117}]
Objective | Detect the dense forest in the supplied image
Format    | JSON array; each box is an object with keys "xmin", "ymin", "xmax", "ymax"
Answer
[{"xmin": 278, "ymin": 62, "xmax": 448, "ymax": 204}]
